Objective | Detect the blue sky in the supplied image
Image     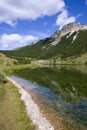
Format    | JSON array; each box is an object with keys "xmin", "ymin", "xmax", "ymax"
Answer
[{"xmin": 0, "ymin": 0, "xmax": 87, "ymax": 50}]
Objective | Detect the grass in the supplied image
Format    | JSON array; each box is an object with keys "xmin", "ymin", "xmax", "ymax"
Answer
[
  {"xmin": 51, "ymin": 53, "xmax": 87, "ymax": 65},
  {"xmin": 0, "ymin": 83, "xmax": 5, "ymax": 102},
  {"xmin": 1, "ymin": 63, "xmax": 42, "ymax": 75},
  {"xmin": 0, "ymin": 53, "xmax": 17, "ymax": 66},
  {"xmin": 0, "ymin": 76, "xmax": 36, "ymax": 130}
]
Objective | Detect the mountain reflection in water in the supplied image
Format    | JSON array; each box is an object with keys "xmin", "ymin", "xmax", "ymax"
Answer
[{"xmin": 11, "ymin": 65, "xmax": 87, "ymax": 130}]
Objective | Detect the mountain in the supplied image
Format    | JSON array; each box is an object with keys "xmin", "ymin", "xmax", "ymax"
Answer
[{"xmin": 1, "ymin": 22, "xmax": 87, "ymax": 64}]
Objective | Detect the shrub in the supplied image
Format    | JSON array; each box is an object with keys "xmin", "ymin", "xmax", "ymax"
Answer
[{"xmin": 0, "ymin": 72, "xmax": 7, "ymax": 83}]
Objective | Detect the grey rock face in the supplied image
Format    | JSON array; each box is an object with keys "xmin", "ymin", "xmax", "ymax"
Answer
[
  {"xmin": 51, "ymin": 22, "xmax": 87, "ymax": 45},
  {"xmin": 53, "ymin": 23, "xmax": 87, "ymax": 38}
]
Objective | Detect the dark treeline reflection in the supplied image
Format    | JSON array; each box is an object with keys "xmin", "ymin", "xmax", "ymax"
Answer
[
  {"xmin": 13, "ymin": 65, "xmax": 87, "ymax": 103},
  {"xmin": 11, "ymin": 65, "xmax": 87, "ymax": 129}
]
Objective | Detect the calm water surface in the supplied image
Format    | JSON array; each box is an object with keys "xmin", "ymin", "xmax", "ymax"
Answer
[{"xmin": 10, "ymin": 65, "xmax": 87, "ymax": 130}]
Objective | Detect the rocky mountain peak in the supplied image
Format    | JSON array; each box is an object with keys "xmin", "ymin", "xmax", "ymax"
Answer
[
  {"xmin": 51, "ymin": 22, "xmax": 87, "ymax": 45},
  {"xmin": 52, "ymin": 22, "xmax": 87, "ymax": 38},
  {"xmin": 62, "ymin": 22, "xmax": 81, "ymax": 31}
]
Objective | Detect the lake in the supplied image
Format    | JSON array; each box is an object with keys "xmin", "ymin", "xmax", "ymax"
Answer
[{"xmin": 10, "ymin": 65, "xmax": 87, "ymax": 130}]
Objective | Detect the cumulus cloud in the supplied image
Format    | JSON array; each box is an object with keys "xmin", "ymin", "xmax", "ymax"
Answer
[
  {"xmin": 0, "ymin": 0, "xmax": 65, "ymax": 26},
  {"xmin": 0, "ymin": 0, "xmax": 76, "ymax": 31},
  {"xmin": 0, "ymin": 34, "xmax": 38, "ymax": 50},
  {"xmin": 56, "ymin": 9, "xmax": 76, "ymax": 29}
]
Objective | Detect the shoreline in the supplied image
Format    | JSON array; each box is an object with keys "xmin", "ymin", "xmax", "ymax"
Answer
[{"xmin": 6, "ymin": 77, "xmax": 54, "ymax": 130}]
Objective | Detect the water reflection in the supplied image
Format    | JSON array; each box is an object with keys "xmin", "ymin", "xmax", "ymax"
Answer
[{"xmin": 11, "ymin": 65, "xmax": 87, "ymax": 130}]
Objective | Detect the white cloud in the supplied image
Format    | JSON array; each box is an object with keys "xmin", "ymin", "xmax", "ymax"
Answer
[
  {"xmin": 0, "ymin": 0, "xmax": 65, "ymax": 26},
  {"xmin": 0, "ymin": 34, "xmax": 38, "ymax": 50},
  {"xmin": 56, "ymin": 9, "xmax": 76, "ymax": 29},
  {"xmin": 0, "ymin": 0, "xmax": 76, "ymax": 32}
]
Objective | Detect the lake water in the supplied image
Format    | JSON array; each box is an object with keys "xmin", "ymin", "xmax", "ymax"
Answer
[{"xmin": 10, "ymin": 65, "xmax": 87, "ymax": 130}]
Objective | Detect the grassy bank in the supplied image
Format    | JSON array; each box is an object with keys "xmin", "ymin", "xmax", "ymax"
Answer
[
  {"xmin": 0, "ymin": 74, "xmax": 36, "ymax": 130},
  {"xmin": 1, "ymin": 63, "xmax": 42, "ymax": 75}
]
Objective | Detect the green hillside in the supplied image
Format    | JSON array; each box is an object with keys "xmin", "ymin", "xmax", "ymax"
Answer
[
  {"xmin": 1, "ymin": 27, "xmax": 87, "ymax": 64},
  {"xmin": 1, "ymin": 30, "xmax": 87, "ymax": 58},
  {"xmin": 0, "ymin": 53, "xmax": 17, "ymax": 67}
]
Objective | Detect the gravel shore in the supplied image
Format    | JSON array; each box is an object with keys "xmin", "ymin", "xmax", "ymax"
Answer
[{"xmin": 7, "ymin": 77, "xmax": 54, "ymax": 130}]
